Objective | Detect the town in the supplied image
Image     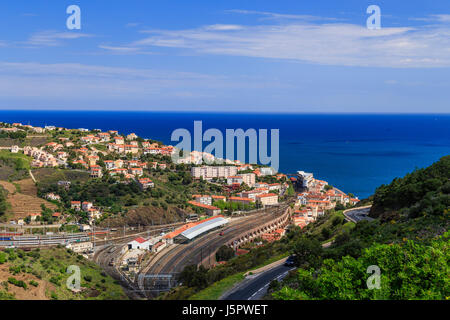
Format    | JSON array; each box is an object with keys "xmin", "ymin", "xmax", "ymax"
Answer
[{"xmin": 0, "ymin": 120, "xmax": 360, "ymax": 298}]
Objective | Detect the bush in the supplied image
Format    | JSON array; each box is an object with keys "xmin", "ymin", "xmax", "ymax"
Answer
[
  {"xmin": 8, "ymin": 277, "xmax": 27, "ymax": 290},
  {"xmin": 215, "ymin": 245, "xmax": 235, "ymax": 262},
  {"xmin": 29, "ymin": 280, "xmax": 39, "ymax": 287}
]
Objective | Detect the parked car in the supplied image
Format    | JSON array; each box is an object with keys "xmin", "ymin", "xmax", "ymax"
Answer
[{"xmin": 284, "ymin": 255, "xmax": 296, "ymax": 267}]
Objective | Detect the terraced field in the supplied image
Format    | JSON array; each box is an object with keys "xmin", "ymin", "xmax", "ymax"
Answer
[{"xmin": 0, "ymin": 179, "xmax": 57, "ymax": 219}]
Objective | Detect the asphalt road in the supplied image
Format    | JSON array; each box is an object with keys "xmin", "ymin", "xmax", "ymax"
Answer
[
  {"xmin": 344, "ymin": 207, "xmax": 373, "ymax": 223},
  {"xmin": 223, "ymin": 264, "xmax": 295, "ymax": 300}
]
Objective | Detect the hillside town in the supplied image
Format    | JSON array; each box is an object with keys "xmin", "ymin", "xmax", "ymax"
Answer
[{"xmin": 0, "ymin": 121, "xmax": 359, "ymax": 230}]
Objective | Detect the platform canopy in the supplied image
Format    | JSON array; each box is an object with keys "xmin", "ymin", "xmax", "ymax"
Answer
[{"xmin": 178, "ymin": 217, "xmax": 228, "ymax": 241}]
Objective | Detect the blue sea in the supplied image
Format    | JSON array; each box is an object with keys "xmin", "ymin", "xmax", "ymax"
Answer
[{"xmin": 1, "ymin": 110, "xmax": 449, "ymax": 199}]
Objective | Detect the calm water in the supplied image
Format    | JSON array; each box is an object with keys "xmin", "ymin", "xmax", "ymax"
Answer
[{"xmin": 1, "ymin": 110, "xmax": 449, "ymax": 199}]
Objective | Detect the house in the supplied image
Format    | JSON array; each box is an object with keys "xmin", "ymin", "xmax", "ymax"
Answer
[
  {"xmin": 79, "ymin": 224, "xmax": 91, "ymax": 232},
  {"xmin": 227, "ymin": 176, "xmax": 243, "ymax": 185},
  {"xmin": 128, "ymin": 237, "xmax": 150, "ymax": 250},
  {"xmin": 256, "ymin": 193, "xmax": 279, "ymax": 206},
  {"xmin": 187, "ymin": 201, "xmax": 221, "ymax": 216},
  {"xmin": 114, "ymin": 137, "xmax": 125, "ymax": 145},
  {"xmin": 30, "ymin": 213, "xmax": 42, "ymax": 222},
  {"xmin": 268, "ymin": 183, "xmax": 281, "ymax": 192},
  {"xmin": 71, "ymin": 201, "xmax": 81, "ymax": 211},
  {"xmin": 82, "ymin": 201, "xmax": 93, "ymax": 211},
  {"xmin": 192, "ymin": 195, "xmax": 213, "ymax": 206},
  {"xmin": 66, "ymin": 241, "xmax": 93, "ymax": 253},
  {"xmin": 137, "ymin": 178, "xmax": 154, "ymax": 190},
  {"xmin": 88, "ymin": 208, "xmax": 101, "ymax": 220},
  {"xmin": 127, "ymin": 133, "xmax": 138, "ymax": 140},
  {"xmin": 129, "ymin": 167, "xmax": 143, "ymax": 176},
  {"xmin": 124, "ymin": 144, "xmax": 139, "ymax": 154},
  {"xmin": 211, "ymin": 195, "xmax": 226, "ymax": 202},
  {"xmin": 104, "ymin": 160, "xmax": 115, "ymax": 170},
  {"xmin": 239, "ymin": 173, "xmax": 256, "ymax": 187},
  {"xmin": 110, "ymin": 168, "xmax": 128, "ymax": 176},
  {"xmin": 10, "ymin": 145, "xmax": 19, "ymax": 153},
  {"xmin": 46, "ymin": 193, "xmax": 61, "ymax": 201},
  {"xmin": 90, "ymin": 167, "xmax": 103, "ymax": 178},
  {"xmin": 229, "ymin": 197, "xmax": 254, "ymax": 204}
]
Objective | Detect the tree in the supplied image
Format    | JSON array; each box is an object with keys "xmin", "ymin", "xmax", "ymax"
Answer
[
  {"xmin": 291, "ymin": 237, "xmax": 323, "ymax": 269},
  {"xmin": 216, "ymin": 245, "xmax": 235, "ymax": 262}
]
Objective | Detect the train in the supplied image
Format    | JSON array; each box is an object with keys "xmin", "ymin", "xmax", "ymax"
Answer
[{"xmin": 0, "ymin": 231, "xmax": 106, "ymax": 248}]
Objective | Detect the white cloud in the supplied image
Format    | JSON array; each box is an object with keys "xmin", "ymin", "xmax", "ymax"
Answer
[
  {"xmin": 410, "ymin": 14, "xmax": 450, "ymax": 23},
  {"xmin": 226, "ymin": 9, "xmax": 338, "ymax": 22},
  {"xmin": 130, "ymin": 17, "xmax": 450, "ymax": 68},
  {"xmin": 204, "ymin": 24, "xmax": 244, "ymax": 31},
  {"xmin": 24, "ymin": 31, "xmax": 93, "ymax": 47}
]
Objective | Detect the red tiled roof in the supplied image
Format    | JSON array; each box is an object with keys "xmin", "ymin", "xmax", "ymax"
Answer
[
  {"xmin": 256, "ymin": 193, "xmax": 278, "ymax": 198},
  {"xmin": 188, "ymin": 201, "xmax": 220, "ymax": 211},
  {"xmin": 134, "ymin": 237, "xmax": 147, "ymax": 244}
]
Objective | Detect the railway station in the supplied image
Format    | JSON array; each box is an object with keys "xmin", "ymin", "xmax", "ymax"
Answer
[{"xmin": 164, "ymin": 216, "xmax": 229, "ymax": 244}]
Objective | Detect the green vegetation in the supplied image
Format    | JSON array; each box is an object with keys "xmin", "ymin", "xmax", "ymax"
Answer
[
  {"xmin": 215, "ymin": 245, "xmax": 235, "ymax": 262},
  {"xmin": 0, "ymin": 131, "xmax": 27, "ymax": 140},
  {"xmin": 274, "ymin": 233, "xmax": 449, "ymax": 300},
  {"xmin": 0, "ymin": 186, "xmax": 9, "ymax": 219},
  {"xmin": 189, "ymin": 272, "xmax": 245, "ymax": 300},
  {"xmin": 0, "ymin": 247, "xmax": 127, "ymax": 300},
  {"xmin": 270, "ymin": 156, "xmax": 449, "ymax": 300},
  {"xmin": 0, "ymin": 150, "xmax": 31, "ymax": 180},
  {"xmin": 213, "ymin": 200, "xmax": 256, "ymax": 214},
  {"xmin": 371, "ymin": 155, "xmax": 449, "ymax": 219}
]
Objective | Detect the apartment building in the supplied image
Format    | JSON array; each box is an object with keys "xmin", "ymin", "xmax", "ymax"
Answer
[{"xmin": 191, "ymin": 166, "xmax": 238, "ymax": 179}]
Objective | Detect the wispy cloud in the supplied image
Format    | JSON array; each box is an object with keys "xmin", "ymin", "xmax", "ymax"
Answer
[
  {"xmin": 126, "ymin": 22, "xmax": 139, "ymax": 28},
  {"xmin": 226, "ymin": 9, "xmax": 339, "ymax": 22},
  {"xmin": 98, "ymin": 44, "xmax": 155, "ymax": 55},
  {"xmin": 410, "ymin": 14, "xmax": 450, "ymax": 23},
  {"xmin": 24, "ymin": 31, "xmax": 93, "ymax": 47},
  {"xmin": 129, "ymin": 13, "xmax": 450, "ymax": 68}
]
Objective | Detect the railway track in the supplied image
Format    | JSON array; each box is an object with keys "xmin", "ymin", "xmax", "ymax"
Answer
[{"xmin": 141, "ymin": 204, "xmax": 291, "ymax": 296}]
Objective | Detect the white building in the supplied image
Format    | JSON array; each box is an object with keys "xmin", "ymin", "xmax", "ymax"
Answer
[
  {"xmin": 239, "ymin": 173, "xmax": 256, "ymax": 187},
  {"xmin": 297, "ymin": 171, "xmax": 314, "ymax": 189},
  {"xmin": 127, "ymin": 237, "xmax": 151, "ymax": 250},
  {"xmin": 66, "ymin": 242, "xmax": 93, "ymax": 253},
  {"xmin": 191, "ymin": 166, "xmax": 238, "ymax": 180}
]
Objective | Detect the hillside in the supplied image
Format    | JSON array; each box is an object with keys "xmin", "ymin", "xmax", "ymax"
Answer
[
  {"xmin": 269, "ymin": 156, "xmax": 449, "ymax": 300},
  {"xmin": 0, "ymin": 247, "xmax": 128, "ymax": 300},
  {"xmin": 370, "ymin": 155, "xmax": 449, "ymax": 221},
  {"xmin": 0, "ymin": 179, "xmax": 57, "ymax": 222}
]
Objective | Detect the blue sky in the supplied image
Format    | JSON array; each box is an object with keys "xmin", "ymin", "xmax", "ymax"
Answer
[{"xmin": 0, "ymin": 0, "xmax": 449, "ymax": 113}]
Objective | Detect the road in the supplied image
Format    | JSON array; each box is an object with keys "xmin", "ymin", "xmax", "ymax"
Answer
[
  {"xmin": 223, "ymin": 264, "xmax": 295, "ymax": 300},
  {"xmin": 343, "ymin": 206, "xmax": 373, "ymax": 223}
]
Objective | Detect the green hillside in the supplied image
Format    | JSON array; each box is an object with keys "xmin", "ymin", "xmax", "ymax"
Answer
[{"xmin": 271, "ymin": 156, "xmax": 449, "ymax": 300}]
